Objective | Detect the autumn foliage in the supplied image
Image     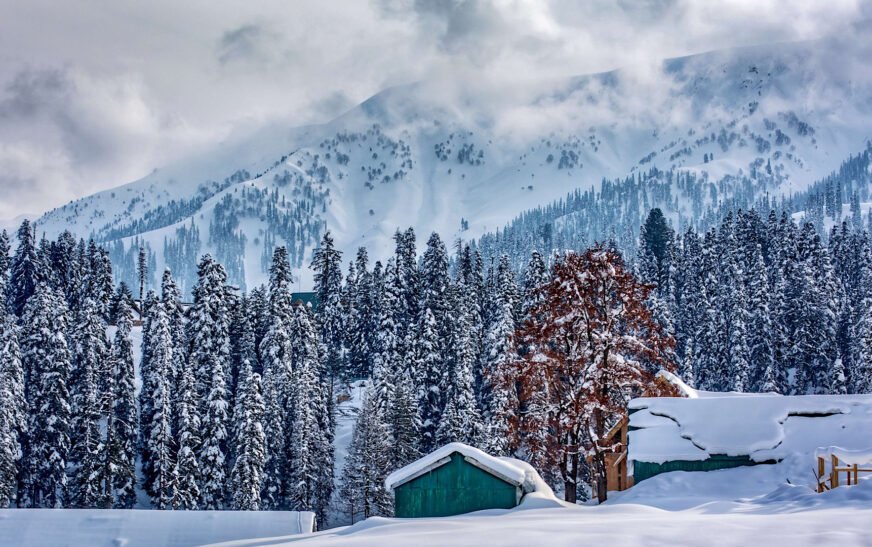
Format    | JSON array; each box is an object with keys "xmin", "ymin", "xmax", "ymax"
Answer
[{"xmin": 514, "ymin": 245, "xmax": 675, "ymax": 503}]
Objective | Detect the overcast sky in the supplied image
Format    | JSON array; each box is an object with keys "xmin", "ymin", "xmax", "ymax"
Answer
[{"xmin": 0, "ymin": 0, "xmax": 865, "ymax": 221}]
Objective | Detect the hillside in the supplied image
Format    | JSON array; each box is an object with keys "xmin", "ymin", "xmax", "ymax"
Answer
[{"xmin": 34, "ymin": 36, "xmax": 872, "ymax": 293}]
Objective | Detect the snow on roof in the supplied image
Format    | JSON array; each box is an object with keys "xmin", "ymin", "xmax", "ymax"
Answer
[
  {"xmin": 385, "ymin": 443, "xmax": 527, "ymax": 491},
  {"xmin": 0, "ymin": 508, "xmax": 315, "ymax": 547},
  {"xmin": 628, "ymin": 394, "xmax": 872, "ymax": 467}
]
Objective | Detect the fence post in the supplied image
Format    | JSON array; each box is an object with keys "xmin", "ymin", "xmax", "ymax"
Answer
[
  {"xmin": 817, "ymin": 457, "xmax": 826, "ymax": 493},
  {"xmin": 831, "ymin": 455, "xmax": 839, "ymax": 488}
]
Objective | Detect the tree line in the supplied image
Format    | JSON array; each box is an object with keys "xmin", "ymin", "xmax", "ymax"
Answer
[{"xmin": 1, "ymin": 201, "xmax": 869, "ymax": 518}]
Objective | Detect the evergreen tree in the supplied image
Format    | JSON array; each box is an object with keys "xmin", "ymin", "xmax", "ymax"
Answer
[
  {"xmin": 481, "ymin": 256, "xmax": 519, "ymax": 456},
  {"xmin": 414, "ymin": 307, "xmax": 442, "ymax": 453},
  {"xmin": 171, "ymin": 358, "xmax": 201, "ymax": 510},
  {"xmin": 8, "ymin": 220, "xmax": 42, "ymax": 317},
  {"xmin": 143, "ymin": 299, "xmax": 176, "ymax": 509},
  {"xmin": 230, "ymin": 364, "xmax": 266, "ymax": 511},
  {"xmin": 287, "ymin": 306, "xmax": 332, "ymax": 521},
  {"xmin": 340, "ymin": 390, "xmax": 392, "ymax": 522},
  {"xmin": 103, "ymin": 298, "xmax": 138, "ymax": 509},
  {"xmin": 187, "ymin": 255, "xmax": 232, "ymax": 509},
  {"xmin": 68, "ymin": 296, "xmax": 108, "ymax": 508},
  {"xmin": 259, "ymin": 247, "xmax": 295, "ymax": 509},
  {"xmin": 0, "ymin": 313, "xmax": 24, "ymax": 507},
  {"xmin": 311, "ymin": 231, "xmax": 345, "ymax": 380},
  {"xmin": 21, "ymin": 284, "xmax": 71, "ymax": 508}
]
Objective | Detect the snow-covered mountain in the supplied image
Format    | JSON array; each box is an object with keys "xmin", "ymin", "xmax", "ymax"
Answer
[{"xmin": 34, "ymin": 35, "xmax": 872, "ymax": 292}]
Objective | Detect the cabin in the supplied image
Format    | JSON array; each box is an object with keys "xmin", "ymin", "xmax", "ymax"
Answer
[
  {"xmin": 385, "ymin": 443, "xmax": 528, "ymax": 518},
  {"xmin": 627, "ymin": 392, "xmax": 872, "ymax": 484}
]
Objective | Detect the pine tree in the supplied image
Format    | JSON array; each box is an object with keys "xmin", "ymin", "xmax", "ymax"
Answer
[
  {"xmin": 171, "ymin": 358, "xmax": 201, "ymax": 510},
  {"xmin": 21, "ymin": 284, "xmax": 71, "ymax": 508},
  {"xmin": 0, "ymin": 313, "xmax": 24, "ymax": 507},
  {"xmin": 103, "ymin": 298, "xmax": 138, "ymax": 509},
  {"xmin": 198, "ymin": 353, "xmax": 230, "ymax": 509},
  {"xmin": 287, "ymin": 306, "xmax": 330, "ymax": 519},
  {"xmin": 259, "ymin": 247, "xmax": 295, "ymax": 509},
  {"xmin": 8, "ymin": 220, "xmax": 42, "ymax": 317},
  {"xmin": 143, "ymin": 299, "xmax": 176, "ymax": 509},
  {"xmin": 69, "ymin": 296, "xmax": 108, "ymax": 508},
  {"xmin": 187, "ymin": 255, "xmax": 232, "ymax": 509},
  {"xmin": 414, "ymin": 307, "xmax": 443, "ymax": 453},
  {"xmin": 230, "ymin": 364, "xmax": 266, "ymax": 511},
  {"xmin": 481, "ymin": 256, "xmax": 519, "ymax": 456},
  {"xmin": 288, "ymin": 311, "xmax": 322, "ymax": 511},
  {"xmin": 340, "ymin": 390, "xmax": 392, "ymax": 522},
  {"xmin": 389, "ymin": 370, "xmax": 421, "ymax": 468},
  {"xmin": 311, "ymin": 231, "xmax": 345, "ymax": 380},
  {"xmin": 0, "ymin": 230, "xmax": 9, "ymax": 305},
  {"xmin": 436, "ymin": 287, "xmax": 482, "ymax": 446}
]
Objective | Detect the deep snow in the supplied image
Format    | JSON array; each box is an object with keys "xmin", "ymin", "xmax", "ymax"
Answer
[{"xmin": 208, "ymin": 468, "xmax": 872, "ymax": 546}]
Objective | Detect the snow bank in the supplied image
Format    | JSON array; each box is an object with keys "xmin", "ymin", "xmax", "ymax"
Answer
[
  {"xmin": 0, "ymin": 508, "xmax": 314, "ymax": 547},
  {"xmin": 385, "ymin": 443, "xmax": 527, "ymax": 490},
  {"xmin": 814, "ymin": 446, "xmax": 872, "ymax": 465},
  {"xmin": 629, "ymin": 394, "xmax": 872, "ymax": 466}
]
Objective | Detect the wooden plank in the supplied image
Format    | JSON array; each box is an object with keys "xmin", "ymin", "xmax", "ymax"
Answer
[{"xmin": 817, "ymin": 457, "xmax": 826, "ymax": 493}]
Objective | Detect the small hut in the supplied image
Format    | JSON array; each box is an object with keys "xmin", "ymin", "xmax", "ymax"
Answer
[{"xmin": 385, "ymin": 443, "xmax": 527, "ymax": 518}]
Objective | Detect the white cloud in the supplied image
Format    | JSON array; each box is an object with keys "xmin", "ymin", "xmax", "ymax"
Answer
[{"xmin": 0, "ymin": 0, "xmax": 864, "ymax": 219}]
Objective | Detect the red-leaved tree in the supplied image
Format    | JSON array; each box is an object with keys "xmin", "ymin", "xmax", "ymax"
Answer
[{"xmin": 515, "ymin": 246, "xmax": 675, "ymax": 503}]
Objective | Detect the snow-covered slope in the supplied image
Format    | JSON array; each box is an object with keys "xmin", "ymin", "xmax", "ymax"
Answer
[{"xmin": 34, "ymin": 35, "xmax": 872, "ymax": 290}]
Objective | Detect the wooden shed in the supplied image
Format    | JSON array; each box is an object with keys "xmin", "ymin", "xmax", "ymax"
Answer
[{"xmin": 385, "ymin": 443, "xmax": 527, "ymax": 518}]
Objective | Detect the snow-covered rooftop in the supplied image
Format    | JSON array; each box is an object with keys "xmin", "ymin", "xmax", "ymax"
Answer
[
  {"xmin": 0, "ymin": 508, "xmax": 315, "ymax": 547},
  {"xmin": 628, "ymin": 394, "xmax": 872, "ymax": 466},
  {"xmin": 385, "ymin": 443, "xmax": 527, "ymax": 491}
]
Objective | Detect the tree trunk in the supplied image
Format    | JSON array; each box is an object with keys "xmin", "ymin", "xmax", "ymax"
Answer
[{"xmin": 562, "ymin": 436, "xmax": 580, "ymax": 503}]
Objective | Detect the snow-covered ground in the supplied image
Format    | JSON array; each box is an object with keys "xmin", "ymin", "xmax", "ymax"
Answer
[
  {"xmin": 209, "ymin": 390, "xmax": 872, "ymax": 546},
  {"xmin": 0, "ymin": 509, "xmax": 314, "ymax": 547},
  {"xmin": 209, "ymin": 466, "xmax": 872, "ymax": 546}
]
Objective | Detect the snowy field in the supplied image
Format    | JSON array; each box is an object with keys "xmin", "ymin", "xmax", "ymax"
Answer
[{"xmin": 209, "ymin": 467, "xmax": 872, "ymax": 546}]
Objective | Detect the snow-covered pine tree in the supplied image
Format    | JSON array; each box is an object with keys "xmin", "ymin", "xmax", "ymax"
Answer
[
  {"xmin": 287, "ymin": 305, "xmax": 333, "ymax": 521},
  {"xmin": 69, "ymin": 296, "xmax": 108, "ymax": 508},
  {"xmin": 389, "ymin": 369, "xmax": 421, "ymax": 468},
  {"xmin": 143, "ymin": 299, "xmax": 176, "ymax": 509},
  {"xmin": 0, "ymin": 312, "xmax": 23, "ymax": 507},
  {"xmin": 103, "ymin": 297, "xmax": 137, "ymax": 509},
  {"xmin": 187, "ymin": 255, "xmax": 232, "ymax": 509},
  {"xmin": 0, "ymin": 230, "xmax": 9, "ymax": 305},
  {"xmin": 414, "ymin": 307, "xmax": 443, "ymax": 453},
  {"xmin": 171, "ymin": 357, "xmax": 201, "ymax": 510},
  {"xmin": 230, "ymin": 363, "xmax": 266, "ymax": 511},
  {"xmin": 340, "ymin": 390, "xmax": 392, "ymax": 522},
  {"xmin": 21, "ymin": 283, "xmax": 71, "ymax": 508},
  {"xmin": 198, "ymin": 351, "xmax": 230, "ymax": 509},
  {"xmin": 393, "ymin": 228, "xmax": 420, "ymax": 365},
  {"xmin": 259, "ymin": 247, "xmax": 295, "ymax": 509},
  {"xmin": 311, "ymin": 231, "xmax": 345, "ymax": 380},
  {"xmin": 8, "ymin": 220, "xmax": 43, "ymax": 317},
  {"xmin": 795, "ymin": 223, "xmax": 839, "ymax": 394},
  {"xmin": 137, "ymin": 289, "xmax": 160, "ymax": 488},
  {"xmin": 436, "ymin": 288, "xmax": 482, "ymax": 446},
  {"xmin": 480, "ymin": 255, "xmax": 519, "ymax": 456}
]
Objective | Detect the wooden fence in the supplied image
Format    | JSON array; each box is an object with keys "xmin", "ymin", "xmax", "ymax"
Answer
[{"xmin": 816, "ymin": 448, "xmax": 872, "ymax": 492}]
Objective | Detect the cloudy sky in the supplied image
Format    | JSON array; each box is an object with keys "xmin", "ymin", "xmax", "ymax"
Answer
[{"xmin": 0, "ymin": 0, "xmax": 864, "ymax": 220}]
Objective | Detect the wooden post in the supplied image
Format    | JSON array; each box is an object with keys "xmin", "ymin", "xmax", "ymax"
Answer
[
  {"xmin": 854, "ymin": 464, "xmax": 859, "ymax": 486},
  {"xmin": 817, "ymin": 457, "xmax": 826, "ymax": 493},
  {"xmin": 831, "ymin": 455, "xmax": 839, "ymax": 488}
]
